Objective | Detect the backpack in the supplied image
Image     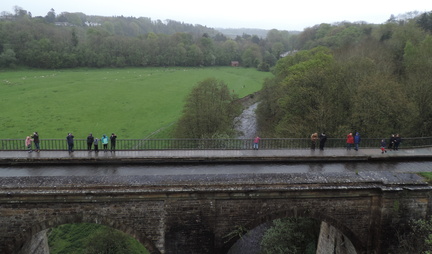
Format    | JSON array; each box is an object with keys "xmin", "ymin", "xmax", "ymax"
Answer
[{"xmin": 94, "ymin": 138, "xmax": 98, "ymax": 145}]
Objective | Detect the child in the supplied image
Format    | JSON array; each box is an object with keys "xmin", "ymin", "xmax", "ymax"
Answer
[
  {"xmin": 380, "ymin": 139, "xmax": 387, "ymax": 154},
  {"xmin": 94, "ymin": 138, "xmax": 99, "ymax": 152},
  {"xmin": 253, "ymin": 136, "xmax": 261, "ymax": 150},
  {"xmin": 25, "ymin": 136, "xmax": 33, "ymax": 153}
]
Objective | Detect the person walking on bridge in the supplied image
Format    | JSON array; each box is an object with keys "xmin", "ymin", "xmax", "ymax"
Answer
[{"xmin": 380, "ymin": 139, "xmax": 387, "ymax": 154}]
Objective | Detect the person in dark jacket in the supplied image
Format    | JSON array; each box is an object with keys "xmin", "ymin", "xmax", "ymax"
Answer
[
  {"xmin": 94, "ymin": 138, "xmax": 99, "ymax": 152},
  {"xmin": 394, "ymin": 134, "xmax": 402, "ymax": 151},
  {"xmin": 66, "ymin": 133, "xmax": 74, "ymax": 153},
  {"xmin": 87, "ymin": 133, "xmax": 94, "ymax": 151},
  {"xmin": 110, "ymin": 133, "xmax": 117, "ymax": 152},
  {"xmin": 380, "ymin": 139, "xmax": 387, "ymax": 154},
  {"xmin": 388, "ymin": 134, "xmax": 395, "ymax": 150},
  {"xmin": 31, "ymin": 132, "xmax": 40, "ymax": 152},
  {"xmin": 319, "ymin": 133, "xmax": 327, "ymax": 150}
]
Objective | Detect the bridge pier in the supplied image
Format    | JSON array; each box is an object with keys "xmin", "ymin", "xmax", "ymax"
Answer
[{"xmin": 164, "ymin": 199, "xmax": 216, "ymax": 254}]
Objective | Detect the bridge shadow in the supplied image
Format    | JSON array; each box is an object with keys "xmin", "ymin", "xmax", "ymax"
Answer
[
  {"xmin": 223, "ymin": 208, "xmax": 364, "ymax": 254},
  {"xmin": 15, "ymin": 214, "xmax": 160, "ymax": 254}
]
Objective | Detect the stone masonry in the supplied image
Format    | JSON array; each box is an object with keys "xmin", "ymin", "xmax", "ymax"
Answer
[{"xmin": 0, "ymin": 171, "xmax": 431, "ymax": 254}]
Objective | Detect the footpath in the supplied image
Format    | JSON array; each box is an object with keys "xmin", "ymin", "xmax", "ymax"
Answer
[{"xmin": 0, "ymin": 147, "xmax": 431, "ymax": 165}]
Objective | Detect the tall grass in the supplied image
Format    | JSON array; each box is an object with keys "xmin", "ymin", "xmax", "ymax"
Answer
[{"xmin": 1, "ymin": 67, "xmax": 271, "ymax": 139}]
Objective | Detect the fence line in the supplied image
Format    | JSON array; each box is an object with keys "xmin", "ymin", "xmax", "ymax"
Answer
[{"xmin": 1, "ymin": 137, "xmax": 432, "ymax": 151}]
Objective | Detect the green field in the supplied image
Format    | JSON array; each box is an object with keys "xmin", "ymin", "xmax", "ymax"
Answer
[
  {"xmin": 1, "ymin": 67, "xmax": 271, "ymax": 139},
  {"xmin": 48, "ymin": 223, "xmax": 150, "ymax": 254}
]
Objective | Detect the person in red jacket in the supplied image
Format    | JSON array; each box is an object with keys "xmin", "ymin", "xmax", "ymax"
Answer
[
  {"xmin": 253, "ymin": 136, "xmax": 261, "ymax": 150},
  {"xmin": 346, "ymin": 133, "xmax": 354, "ymax": 150}
]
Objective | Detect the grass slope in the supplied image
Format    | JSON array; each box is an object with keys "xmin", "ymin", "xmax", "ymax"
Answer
[
  {"xmin": 1, "ymin": 67, "xmax": 271, "ymax": 139},
  {"xmin": 48, "ymin": 223, "xmax": 149, "ymax": 254}
]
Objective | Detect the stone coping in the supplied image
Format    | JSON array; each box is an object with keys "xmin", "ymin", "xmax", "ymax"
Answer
[{"xmin": 0, "ymin": 172, "xmax": 428, "ymax": 192}]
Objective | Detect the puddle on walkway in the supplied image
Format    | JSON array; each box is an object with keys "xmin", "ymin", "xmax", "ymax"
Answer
[{"xmin": 1, "ymin": 162, "xmax": 431, "ymax": 177}]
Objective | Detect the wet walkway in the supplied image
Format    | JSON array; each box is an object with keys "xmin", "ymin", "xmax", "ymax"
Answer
[
  {"xmin": 0, "ymin": 147, "xmax": 431, "ymax": 165},
  {"xmin": 1, "ymin": 148, "xmax": 432, "ymax": 186}
]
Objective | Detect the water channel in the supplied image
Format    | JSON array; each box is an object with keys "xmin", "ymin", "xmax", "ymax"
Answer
[{"xmin": 1, "ymin": 161, "xmax": 432, "ymax": 177}]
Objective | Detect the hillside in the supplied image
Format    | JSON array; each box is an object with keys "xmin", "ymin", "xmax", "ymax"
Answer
[
  {"xmin": 216, "ymin": 27, "xmax": 299, "ymax": 38},
  {"xmin": 0, "ymin": 8, "xmax": 294, "ymax": 69}
]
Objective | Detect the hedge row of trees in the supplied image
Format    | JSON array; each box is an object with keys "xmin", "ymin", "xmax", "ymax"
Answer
[
  {"xmin": 0, "ymin": 7, "xmax": 293, "ymax": 69},
  {"xmin": 257, "ymin": 11, "xmax": 432, "ymax": 138}
]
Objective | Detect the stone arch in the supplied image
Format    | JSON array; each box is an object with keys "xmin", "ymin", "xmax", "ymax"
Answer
[
  {"xmin": 223, "ymin": 207, "xmax": 365, "ymax": 254},
  {"xmin": 14, "ymin": 213, "xmax": 161, "ymax": 254}
]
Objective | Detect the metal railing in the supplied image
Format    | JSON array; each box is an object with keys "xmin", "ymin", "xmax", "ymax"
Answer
[{"xmin": 1, "ymin": 137, "xmax": 432, "ymax": 151}]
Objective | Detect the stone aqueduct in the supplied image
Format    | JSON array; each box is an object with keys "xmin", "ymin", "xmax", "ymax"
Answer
[{"xmin": 1, "ymin": 172, "xmax": 431, "ymax": 254}]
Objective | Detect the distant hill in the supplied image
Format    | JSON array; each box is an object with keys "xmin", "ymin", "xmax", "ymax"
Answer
[
  {"xmin": 215, "ymin": 27, "xmax": 300, "ymax": 38},
  {"xmin": 1, "ymin": 6, "xmax": 300, "ymax": 39}
]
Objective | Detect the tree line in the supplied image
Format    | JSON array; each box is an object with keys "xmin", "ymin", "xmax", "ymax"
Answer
[
  {"xmin": 174, "ymin": 11, "xmax": 432, "ymax": 139},
  {"xmin": 256, "ymin": 11, "xmax": 432, "ymax": 139},
  {"xmin": 0, "ymin": 6, "xmax": 293, "ymax": 69}
]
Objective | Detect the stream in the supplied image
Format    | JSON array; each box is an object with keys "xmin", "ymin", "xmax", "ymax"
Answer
[{"xmin": 235, "ymin": 102, "xmax": 259, "ymax": 139}]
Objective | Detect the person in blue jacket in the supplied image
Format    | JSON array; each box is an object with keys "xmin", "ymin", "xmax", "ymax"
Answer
[
  {"xmin": 101, "ymin": 134, "xmax": 109, "ymax": 152},
  {"xmin": 354, "ymin": 132, "xmax": 361, "ymax": 151}
]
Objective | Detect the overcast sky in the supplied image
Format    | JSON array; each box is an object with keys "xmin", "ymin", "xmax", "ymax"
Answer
[{"xmin": 2, "ymin": 0, "xmax": 430, "ymax": 31}]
